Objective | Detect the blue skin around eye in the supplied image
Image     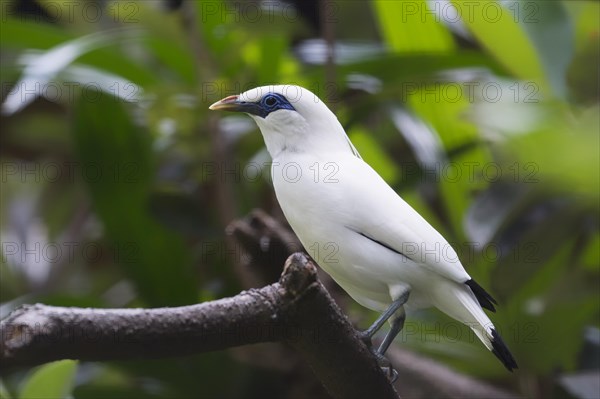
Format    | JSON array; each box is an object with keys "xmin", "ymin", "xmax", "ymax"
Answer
[
  {"xmin": 260, "ymin": 93, "xmax": 296, "ymax": 115},
  {"xmin": 237, "ymin": 93, "xmax": 295, "ymax": 118},
  {"xmin": 232, "ymin": 93, "xmax": 296, "ymax": 118}
]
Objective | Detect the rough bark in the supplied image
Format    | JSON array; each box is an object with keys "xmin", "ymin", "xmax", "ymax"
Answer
[{"xmin": 0, "ymin": 253, "xmax": 399, "ymax": 399}]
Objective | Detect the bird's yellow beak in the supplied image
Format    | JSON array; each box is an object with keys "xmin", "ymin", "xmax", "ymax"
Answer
[
  {"xmin": 209, "ymin": 95, "xmax": 242, "ymax": 111},
  {"xmin": 209, "ymin": 94, "xmax": 266, "ymax": 117}
]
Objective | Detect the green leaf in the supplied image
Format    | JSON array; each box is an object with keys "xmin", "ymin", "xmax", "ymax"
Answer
[
  {"xmin": 0, "ymin": 380, "xmax": 12, "ymax": 399},
  {"xmin": 0, "ymin": 18, "xmax": 72, "ymax": 49},
  {"xmin": 193, "ymin": 0, "xmax": 233, "ymax": 58},
  {"xmin": 452, "ymin": 0, "xmax": 549, "ymax": 92},
  {"xmin": 19, "ymin": 360, "xmax": 78, "ymax": 399},
  {"xmin": 0, "ymin": 19, "xmax": 156, "ymax": 86},
  {"xmin": 129, "ymin": 2, "xmax": 196, "ymax": 84},
  {"xmin": 580, "ymin": 232, "xmax": 600, "ymax": 272},
  {"xmin": 336, "ymin": 52, "xmax": 508, "ymax": 90},
  {"xmin": 504, "ymin": 106, "xmax": 599, "ymax": 201},
  {"xmin": 372, "ymin": 0, "xmax": 455, "ymax": 53},
  {"xmin": 2, "ymin": 27, "xmax": 156, "ymax": 115},
  {"xmin": 565, "ymin": 2, "xmax": 599, "ymax": 103},
  {"xmin": 72, "ymin": 90, "xmax": 197, "ymax": 306},
  {"xmin": 257, "ymin": 35, "xmax": 288, "ymax": 84},
  {"xmin": 490, "ymin": 198, "xmax": 586, "ymax": 299},
  {"xmin": 3, "ymin": 30, "xmax": 118, "ymax": 114},
  {"xmin": 407, "ymin": 84, "xmax": 492, "ymax": 238},
  {"xmin": 145, "ymin": 36, "xmax": 196, "ymax": 85},
  {"xmin": 517, "ymin": 298, "xmax": 597, "ymax": 372},
  {"xmin": 514, "ymin": 1, "xmax": 574, "ymax": 98},
  {"xmin": 565, "ymin": 0, "xmax": 599, "ymax": 53}
]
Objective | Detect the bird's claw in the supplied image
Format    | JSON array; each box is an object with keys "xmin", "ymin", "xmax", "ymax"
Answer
[
  {"xmin": 377, "ymin": 355, "xmax": 398, "ymax": 383},
  {"xmin": 359, "ymin": 330, "xmax": 398, "ymax": 383},
  {"xmin": 372, "ymin": 349, "xmax": 398, "ymax": 383},
  {"xmin": 383, "ymin": 366, "xmax": 399, "ymax": 383}
]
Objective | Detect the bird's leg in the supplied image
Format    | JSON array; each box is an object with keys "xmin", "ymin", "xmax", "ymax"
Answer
[
  {"xmin": 359, "ymin": 290, "xmax": 410, "ymax": 344},
  {"xmin": 359, "ymin": 290, "xmax": 409, "ymax": 384},
  {"xmin": 369, "ymin": 311, "xmax": 405, "ymax": 383},
  {"xmin": 376, "ymin": 312, "xmax": 405, "ymax": 356}
]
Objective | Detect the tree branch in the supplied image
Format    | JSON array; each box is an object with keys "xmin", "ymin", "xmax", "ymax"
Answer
[{"xmin": 0, "ymin": 253, "xmax": 399, "ymax": 399}]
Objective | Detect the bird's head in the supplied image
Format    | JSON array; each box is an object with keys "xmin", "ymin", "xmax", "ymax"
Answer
[{"xmin": 209, "ymin": 85, "xmax": 359, "ymax": 159}]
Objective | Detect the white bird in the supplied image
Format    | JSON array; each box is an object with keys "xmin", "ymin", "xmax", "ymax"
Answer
[{"xmin": 210, "ymin": 85, "xmax": 517, "ymax": 372}]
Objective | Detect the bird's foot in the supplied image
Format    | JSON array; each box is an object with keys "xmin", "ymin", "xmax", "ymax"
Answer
[
  {"xmin": 358, "ymin": 330, "xmax": 398, "ymax": 383},
  {"xmin": 383, "ymin": 367, "xmax": 399, "ymax": 384},
  {"xmin": 374, "ymin": 352, "xmax": 398, "ymax": 383},
  {"xmin": 357, "ymin": 330, "xmax": 374, "ymax": 348}
]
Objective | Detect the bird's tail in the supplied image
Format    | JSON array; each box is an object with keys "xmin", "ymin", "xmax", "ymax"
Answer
[{"xmin": 431, "ymin": 280, "xmax": 518, "ymax": 371}]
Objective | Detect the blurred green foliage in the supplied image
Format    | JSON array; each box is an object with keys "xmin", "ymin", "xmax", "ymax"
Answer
[
  {"xmin": 17, "ymin": 360, "xmax": 78, "ymax": 399},
  {"xmin": 1, "ymin": 0, "xmax": 598, "ymax": 398}
]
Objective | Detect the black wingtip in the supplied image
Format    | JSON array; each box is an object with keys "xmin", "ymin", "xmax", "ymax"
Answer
[
  {"xmin": 465, "ymin": 279, "xmax": 497, "ymax": 312},
  {"xmin": 491, "ymin": 328, "xmax": 518, "ymax": 372}
]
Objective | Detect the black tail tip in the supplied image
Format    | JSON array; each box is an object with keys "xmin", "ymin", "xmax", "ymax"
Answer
[
  {"xmin": 491, "ymin": 328, "xmax": 518, "ymax": 372},
  {"xmin": 465, "ymin": 279, "xmax": 497, "ymax": 312}
]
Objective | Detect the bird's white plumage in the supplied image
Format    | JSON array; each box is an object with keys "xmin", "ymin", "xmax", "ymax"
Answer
[{"xmin": 223, "ymin": 85, "xmax": 503, "ymax": 354}]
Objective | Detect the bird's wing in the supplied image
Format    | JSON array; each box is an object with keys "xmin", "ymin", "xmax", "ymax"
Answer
[{"xmin": 343, "ymin": 156, "xmax": 471, "ymax": 283}]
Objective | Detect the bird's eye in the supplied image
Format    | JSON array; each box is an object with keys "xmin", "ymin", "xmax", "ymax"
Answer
[{"xmin": 264, "ymin": 95, "xmax": 277, "ymax": 107}]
